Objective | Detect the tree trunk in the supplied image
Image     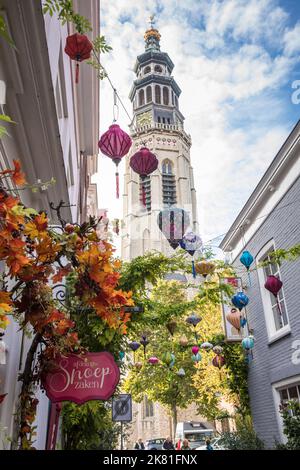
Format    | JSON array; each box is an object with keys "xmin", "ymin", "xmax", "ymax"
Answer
[{"xmin": 171, "ymin": 402, "xmax": 178, "ymax": 442}]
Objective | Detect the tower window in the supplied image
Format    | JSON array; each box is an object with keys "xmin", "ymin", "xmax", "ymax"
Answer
[
  {"xmin": 162, "ymin": 117, "xmax": 166, "ymax": 124},
  {"xmin": 163, "ymin": 87, "xmax": 169, "ymax": 105},
  {"xmin": 172, "ymin": 92, "xmax": 174, "ymax": 105},
  {"xmin": 139, "ymin": 89, "xmax": 145, "ymax": 106},
  {"xmin": 154, "ymin": 64, "xmax": 162, "ymax": 73},
  {"xmin": 158, "ymin": 116, "xmax": 161, "ymax": 123},
  {"xmin": 155, "ymin": 85, "xmax": 161, "ymax": 104},
  {"xmin": 140, "ymin": 175, "xmax": 151, "ymax": 212},
  {"xmin": 162, "ymin": 159, "xmax": 176, "ymax": 206},
  {"xmin": 144, "ymin": 65, "xmax": 151, "ymax": 75},
  {"xmin": 175, "ymin": 95, "xmax": 178, "ymax": 108},
  {"xmin": 146, "ymin": 86, "xmax": 152, "ymax": 103}
]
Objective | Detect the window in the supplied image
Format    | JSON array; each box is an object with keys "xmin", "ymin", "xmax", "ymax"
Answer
[
  {"xmin": 139, "ymin": 89, "xmax": 145, "ymax": 106},
  {"xmin": 172, "ymin": 92, "xmax": 174, "ymax": 105},
  {"xmin": 144, "ymin": 65, "xmax": 151, "ymax": 74},
  {"xmin": 146, "ymin": 86, "xmax": 152, "ymax": 103},
  {"xmin": 155, "ymin": 85, "xmax": 161, "ymax": 104},
  {"xmin": 162, "ymin": 160, "xmax": 176, "ymax": 205},
  {"xmin": 154, "ymin": 64, "xmax": 162, "ymax": 73},
  {"xmin": 256, "ymin": 241, "xmax": 289, "ymax": 341},
  {"xmin": 162, "ymin": 117, "xmax": 166, "ymax": 124},
  {"xmin": 273, "ymin": 377, "xmax": 300, "ymax": 443},
  {"xmin": 143, "ymin": 395, "xmax": 154, "ymax": 418},
  {"xmin": 55, "ymin": 46, "xmax": 68, "ymax": 119},
  {"xmin": 157, "ymin": 116, "xmax": 161, "ymax": 123},
  {"xmin": 167, "ymin": 118, "xmax": 171, "ymax": 124},
  {"xmin": 163, "ymin": 87, "xmax": 169, "ymax": 105},
  {"xmin": 175, "ymin": 95, "xmax": 178, "ymax": 108},
  {"xmin": 140, "ymin": 175, "xmax": 151, "ymax": 212}
]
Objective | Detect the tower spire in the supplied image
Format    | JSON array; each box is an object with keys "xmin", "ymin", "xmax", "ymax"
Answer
[{"xmin": 144, "ymin": 14, "xmax": 161, "ymax": 52}]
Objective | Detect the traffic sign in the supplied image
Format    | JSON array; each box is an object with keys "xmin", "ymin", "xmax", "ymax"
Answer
[{"xmin": 112, "ymin": 394, "xmax": 132, "ymax": 422}]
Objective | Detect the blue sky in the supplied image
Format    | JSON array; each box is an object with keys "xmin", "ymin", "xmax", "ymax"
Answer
[{"xmin": 97, "ymin": 0, "xmax": 300, "ymax": 252}]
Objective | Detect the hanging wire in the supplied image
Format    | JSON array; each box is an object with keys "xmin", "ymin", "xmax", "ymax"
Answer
[{"xmin": 112, "ymin": 88, "xmax": 119, "ymax": 123}]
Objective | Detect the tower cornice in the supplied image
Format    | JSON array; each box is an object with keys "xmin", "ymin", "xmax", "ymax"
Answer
[
  {"xmin": 134, "ymin": 51, "xmax": 174, "ymax": 73},
  {"xmin": 129, "ymin": 75, "xmax": 181, "ymax": 100}
]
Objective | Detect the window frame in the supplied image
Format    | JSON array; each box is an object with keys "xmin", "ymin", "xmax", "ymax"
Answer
[
  {"xmin": 272, "ymin": 375, "xmax": 300, "ymax": 443},
  {"xmin": 256, "ymin": 240, "xmax": 290, "ymax": 343}
]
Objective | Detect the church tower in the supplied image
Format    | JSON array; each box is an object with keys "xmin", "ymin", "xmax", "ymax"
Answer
[{"xmin": 122, "ymin": 18, "xmax": 198, "ymax": 260}]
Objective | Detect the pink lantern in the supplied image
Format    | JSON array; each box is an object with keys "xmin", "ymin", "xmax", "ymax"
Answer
[
  {"xmin": 130, "ymin": 147, "xmax": 158, "ymax": 205},
  {"xmin": 191, "ymin": 346, "xmax": 200, "ymax": 355},
  {"xmin": 98, "ymin": 124, "xmax": 132, "ymax": 198},
  {"xmin": 265, "ymin": 274, "xmax": 283, "ymax": 314},
  {"xmin": 148, "ymin": 356, "xmax": 159, "ymax": 365},
  {"xmin": 212, "ymin": 355, "xmax": 225, "ymax": 369}
]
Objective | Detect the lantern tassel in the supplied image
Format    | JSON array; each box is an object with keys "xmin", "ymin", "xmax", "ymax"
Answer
[
  {"xmin": 75, "ymin": 62, "xmax": 79, "ymax": 84},
  {"xmin": 116, "ymin": 171, "xmax": 119, "ymax": 199},
  {"xmin": 192, "ymin": 260, "xmax": 196, "ymax": 279}
]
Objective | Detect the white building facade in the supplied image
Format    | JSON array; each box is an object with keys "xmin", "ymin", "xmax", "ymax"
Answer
[{"xmin": 0, "ymin": 0, "xmax": 99, "ymax": 449}]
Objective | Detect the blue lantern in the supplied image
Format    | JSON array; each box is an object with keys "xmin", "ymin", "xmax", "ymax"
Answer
[
  {"xmin": 119, "ymin": 351, "xmax": 125, "ymax": 361},
  {"xmin": 170, "ymin": 353, "xmax": 176, "ymax": 368},
  {"xmin": 242, "ymin": 336, "xmax": 254, "ymax": 350},
  {"xmin": 231, "ymin": 292, "xmax": 249, "ymax": 311},
  {"xmin": 240, "ymin": 317, "xmax": 247, "ymax": 328},
  {"xmin": 240, "ymin": 251, "xmax": 254, "ymax": 270},
  {"xmin": 192, "ymin": 352, "xmax": 202, "ymax": 362},
  {"xmin": 180, "ymin": 231, "xmax": 202, "ymax": 278},
  {"xmin": 186, "ymin": 313, "xmax": 202, "ymax": 326}
]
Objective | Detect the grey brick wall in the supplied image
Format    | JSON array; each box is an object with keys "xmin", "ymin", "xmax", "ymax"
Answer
[{"xmin": 232, "ymin": 175, "xmax": 300, "ymax": 448}]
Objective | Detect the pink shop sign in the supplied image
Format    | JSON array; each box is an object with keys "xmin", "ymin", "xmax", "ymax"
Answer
[{"xmin": 42, "ymin": 352, "xmax": 120, "ymax": 404}]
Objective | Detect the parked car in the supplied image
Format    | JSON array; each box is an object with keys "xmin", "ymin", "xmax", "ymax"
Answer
[
  {"xmin": 196, "ymin": 437, "xmax": 226, "ymax": 450},
  {"xmin": 145, "ymin": 438, "xmax": 165, "ymax": 450}
]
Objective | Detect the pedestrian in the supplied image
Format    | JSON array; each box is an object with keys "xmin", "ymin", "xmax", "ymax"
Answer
[
  {"xmin": 134, "ymin": 438, "xmax": 145, "ymax": 450},
  {"xmin": 181, "ymin": 438, "xmax": 191, "ymax": 450},
  {"xmin": 163, "ymin": 436, "xmax": 175, "ymax": 450},
  {"xmin": 176, "ymin": 438, "xmax": 181, "ymax": 450},
  {"xmin": 206, "ymin": 439, "xmax": 214, "ymax": 450}
]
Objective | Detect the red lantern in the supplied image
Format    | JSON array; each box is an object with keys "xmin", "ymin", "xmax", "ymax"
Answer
[
  {"xmin": 264, "ymin": 275, "xmax": 283, "ymax": 314},
  {"xmin": 212, "ymin": 354, "xmax": 225, "ymax": 369},
  {"xmin": 64, "ymin": 33, "xmax": 93, "ymax": 84},
  {"xmin": 98, "ymin": 124, "xmax": 132, "ymax": 198},
  {"xmin": 130, "ymin": 147, "xmax": 158, "ymax": 206}
]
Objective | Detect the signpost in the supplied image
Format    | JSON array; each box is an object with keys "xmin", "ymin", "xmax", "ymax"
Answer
[
  {"xmin": 112, "ymin": 394, "xmax": 132, "ymax": 450},
  {"xmin": 43, "ymin": 352, "xmax": 120, "ymax": 449}
]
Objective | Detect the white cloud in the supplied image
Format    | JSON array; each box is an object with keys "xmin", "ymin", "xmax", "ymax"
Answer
[{"xmin": 97, "ymin": 0, "xmax": 298, "ymax": 253}]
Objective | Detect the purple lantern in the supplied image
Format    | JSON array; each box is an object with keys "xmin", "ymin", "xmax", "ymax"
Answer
[
  {"xmin": 264, "ymin": 275, "xmax": 283, "ymax": 297},
  {"xmin": 148, "ymin": 356, "xmax": 159, "ymax": 365},
  {"xmin": 130, "ymin": 147, "xmax": 158, "ymax": 206},
  {"xmin": 158, "ymin": 208, "xmax": 190, "ymax": 249},
  {"xmin": 191, "ymin": 345, "xmax": 200, "ymax": 355},
  {"xmin": 180, "ymin": 231, "xmax": 202, "ymax": 278},
  {"xmin": 98, "ymin": 124, "xmax": 132, "ymax": 198},
  {"xmin": 129, "ymin": 341, "xmax": 140, "ymax": 352}
]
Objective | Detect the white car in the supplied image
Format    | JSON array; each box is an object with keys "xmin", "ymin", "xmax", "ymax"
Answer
[{"xmin": 196, "ymin": 437, "xmax": 226, "ymax": 450}]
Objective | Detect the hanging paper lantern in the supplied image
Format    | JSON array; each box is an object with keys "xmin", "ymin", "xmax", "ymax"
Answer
[
  {"xmin": 98, "ymin": 124, "xmax": 132, "ymax": 198},
  {"xmin": 170, "ymin": 353, "xmax": 176, "ymax": 368},
  {"xmin": 179, "ymin": 335, "xmax": 189, "ymax": 347},
  {"xmin": 213, "ymin": 345, "xmax": 223, "ymax": 355},
  {"xmin": 140, "ymin": 335, "xmax": 149, "ymax": 347},
  {"xmin": 201, "ymin": 342, "xmax": 213, "ymax": 351},
  {"xmin": 65, "ymin": 33, "xmax": 93, "ymax": 84},
  {"xmin": 134, "ymin": 361, "xmax": 143, "ymax": 369},
  {"xmin": 180, "ymin": 231, "xmax": 202, "ymax": 278},
  {"xmin": 186, "ymin": 313, "xmax": 202, "ymax": 326},
  {"xmin": 129, "ymin": 341, "xmax": 140, "ymax": 352},
  {"xmin": 192, "ymin": 352, "xmax": 202, "ymax": 362},
  {"xmin": 166, "ymin": 320, "xmax": 177, "ymax": 336},
  {"xmin": 240, "ymin": 251, "xmax": 254, "ymax": 270},
  {"xmin": 242, "ymin": 336, "xmax": 255, "ymax": 351},
  {"xmin": 240, "ymin": 317, "xmax": 247, "ymax": 328},
  {"xmin": 148, "ymin": 356, "xmax": 159, "ymax": 365},
  {"xmin": 195, "ymin": 260, "xmax": 215, "ymax": 278},
  {"xmin": 212, "ymin": 355, "xmax": 225, "ymax": 369},
  {"xmin": 177, "ymin": 368, "xmax": 186, "ymax": 377},
  {"xmin": 157, "ymin": 208, "xmax": 190, "ymax": 249},
  {"xmin": 162, "ymin": 352, "xmax": 172, "ymax": 366},
  {"xmin": 231, "ymin": 292, "xmax": 249, "ymax": 311},
  {"xmin": 130, "ymin": 147, "xmax": 158, "ymax": 206},
  {"xmin": 191, "ymin": 346, "xmax": 200, "ymax": 355},
  {"xmin": 119, "ymin": 351, "xmax": 125, "ymax": 361},
  {"xmin": 264, "ymin": 275, "xmax": 283, "ymax": 297},
  {"xmin": 226, "ymin": 309, "xmax": 241, "ymax": 331}
]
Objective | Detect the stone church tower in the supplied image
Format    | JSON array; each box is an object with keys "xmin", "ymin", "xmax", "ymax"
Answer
[
  {"xmin": 121, "ymin": 20, "xmax": 199, "ymax": 260},
  {"xmin": 121, "ymin": 20, "xmax": 211, "ymax": 448}
]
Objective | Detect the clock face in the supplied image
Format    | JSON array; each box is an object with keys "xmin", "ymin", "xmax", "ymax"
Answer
[{"xmin": 137, "ymin": 111, "xmax": 152, "ymax": 126}]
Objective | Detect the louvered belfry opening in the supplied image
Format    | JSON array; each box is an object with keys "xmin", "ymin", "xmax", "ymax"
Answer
[
  {"xmin": 140, "ymin": 175, "xmax": 151, "ymax": 212},
  {"xmin": 162, "ymin": 160, "xmax": 176, "ymax": 206}
]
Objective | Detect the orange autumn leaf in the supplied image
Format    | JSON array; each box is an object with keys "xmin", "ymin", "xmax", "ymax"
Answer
[
  {"xmin": 12, "ymin": 160, "xmax": 26, "ymax": 186},
  {"xmin": 52, "ymin": 264, "xmax": 72, "ymax": 284},
  {"xmin": 34, "ymin": 212, "xmax": 48, "ymax": 231}
]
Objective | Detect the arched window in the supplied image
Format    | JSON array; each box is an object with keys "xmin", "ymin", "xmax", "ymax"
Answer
[
  {"xmin": 155, "ymin": 85, "xmax": 161, "ymax": 104},
  {"xmin": 139, "ymin": 89, "xmax": 145, "ymax": 106},
  {"xmin": 154, "ymin": 64, "xmax": 162, "ymax": 73},
  {"xmin": 144, "ymin": 65, "xmax": 151, "ymax": 75},
  {"xmin": 163, "ymin": 87, "xmax": 169, "ymax": 105},
  {"xmin": 172, "ymin": 92, "xmax": 174, "ymax": 105},
  {"xmin": 175, "ymin": 95, "xmax": 178, "ymax": 108},
  {"xmin": 157, "ymin": 116, "xmax": 161, "ymax": 123},
  {"xmin": 162, "ymin": 159, "xmax": 173, "ymax": 175},
  {"xmin": 146, "ymin": 86, "xmax": 152, "ymax": 103},
  {"xmin": 162, "ymin": 160, "xmax": 176, "ymax": 206},
  {"xmin": 140, "ymin": 175, "xmax": 151, "ymax": 212}
]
